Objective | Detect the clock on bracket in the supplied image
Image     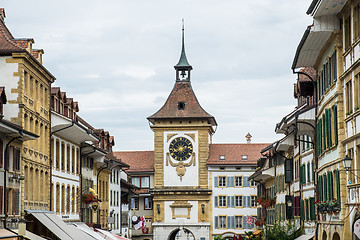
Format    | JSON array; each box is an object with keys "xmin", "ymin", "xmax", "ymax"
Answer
[{"xmin": 169, "ymin": 137, "xmax": 193, "ymax": 161}]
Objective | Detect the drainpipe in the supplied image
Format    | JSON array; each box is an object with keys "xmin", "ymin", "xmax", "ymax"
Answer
[{"xmin": 3, "ymin": 132, "xmax": 23, "ymax": 229}]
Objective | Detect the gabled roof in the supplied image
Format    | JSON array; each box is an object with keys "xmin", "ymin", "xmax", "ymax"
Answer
[
  {"xmin": 207, "ymin": 143, "xmax": 269, "ymax": 165},
  {"xmin": 147, "ymin": 81, "xmax": 216, "ymax": 125},
  {"xmin": 0, "ymin": 19, "xmax": 24, "ymax": 53},
  {"xmin": 114, "ymin": 151, "xmax": 154, "ymax": 173}
]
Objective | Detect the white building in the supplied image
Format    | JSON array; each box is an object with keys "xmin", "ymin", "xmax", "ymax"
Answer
[{"xmin": 207, "ymin": 142, "xmax": 268, "ymax": 238}]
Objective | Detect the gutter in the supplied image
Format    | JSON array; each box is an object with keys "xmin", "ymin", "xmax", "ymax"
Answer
[{"xmin": 306, "ymin": 0, "xmax": 320, "ymax": 15}]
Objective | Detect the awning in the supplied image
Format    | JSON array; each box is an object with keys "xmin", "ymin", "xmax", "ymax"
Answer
[
  {"xmin": 0, "ymin": 229, "xmax": 18, "ymax": 240},
  {"xmin": 295, "ymin": 234, "xmax": 314, "ymax": 240},
  {"xmin": 26, "ymin": 210, "xmax": 98, "ymax": 240}
]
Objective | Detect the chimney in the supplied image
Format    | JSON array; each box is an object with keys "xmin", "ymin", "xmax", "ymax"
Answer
[
  {"xmin": 245, "ymin": 133, "xmax": 252, "ymax": 144},
  {"xmin": 0, "ymin": 8, "xmax": 5, "ymax": 22}
]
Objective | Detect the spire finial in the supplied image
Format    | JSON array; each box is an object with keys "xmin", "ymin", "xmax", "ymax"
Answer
[{"xmin": 175, "ymin": 19, "xmax": 192, "ymax": 73}]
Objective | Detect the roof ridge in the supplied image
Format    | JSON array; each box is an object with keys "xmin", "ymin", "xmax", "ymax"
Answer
[{"xmin": 0, "ymin": 20, "xmax": 24, "ymax": 51}]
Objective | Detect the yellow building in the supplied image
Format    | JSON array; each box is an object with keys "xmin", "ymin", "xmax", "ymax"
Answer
[
  {"xmin": 147, "ymin": 27, "xmax": 216, "ymax": 239},
  {"xmin": 0, "ymin": 8, "xmax": 55, "ymax": 217}
]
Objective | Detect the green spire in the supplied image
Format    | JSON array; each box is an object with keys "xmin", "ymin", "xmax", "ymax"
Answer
[{"xmin": 175, "ymin": 19, "xmax": 192, "ymax": 69}]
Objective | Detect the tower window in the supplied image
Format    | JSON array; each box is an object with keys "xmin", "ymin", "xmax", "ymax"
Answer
[{"xmin": 178, "ymin": 102, "xmax": 186, "ymax": 110}]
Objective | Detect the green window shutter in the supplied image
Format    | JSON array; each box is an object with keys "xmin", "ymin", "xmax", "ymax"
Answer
[
  {"xmin": 333, "ymin": 50, "xmax": 337, "ymax": 82},
  {"xmin": 322, "ymin": 115, "xmax": 326, "ymax": 150},
  {"xmin": 312, "ymin": 161, "xmax": 315, "ymax": 182},
  {"xmin": 336, "ymin": 170, "xmax": 341, "ymax": 204},
  {"xmin": 325, "ymin": 109, "xmax": 330, "ymax": 148},
  {"xmin": 318, "ymin": 176, "xmax": 323, "ymax": 201},
  {"xmin": 300, "ymin": 165, "xmax": 303, "ymax": 184},
  {"xmin": 334, "ymin": 105, "xmax": 338, "ymax": 145},
  {"xmin": 329, "ymin": 109, "xmax": 332, "ymax": 146},
  {"xmin": 307, "ymin": 162, "xmax": 310, "ymax": 183},
  {"xmin": 316, "ymin": 121, "xmax": 320, "ymax": 156},
  {"xmin": 310, "ymin": 197, "xmax": 315, "ymax": 220},
  {"xmin": 323, "ymin": 174, "xmax": 328, "ymax": 201},
  {"xmin": 300, "ymin": 199, "xmax": 304, "ymax": 221},
  {"xmin": 329, "ymin": 171, "xmax": 333, "ymax": 200}
]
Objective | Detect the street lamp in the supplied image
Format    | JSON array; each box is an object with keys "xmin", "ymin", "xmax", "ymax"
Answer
[{"xmin": 342, "ymin": 155, "xmax": 352, "ymax": 170}]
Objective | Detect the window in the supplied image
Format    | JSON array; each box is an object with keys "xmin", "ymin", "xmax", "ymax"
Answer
[
  {"xmin": 144, "ymin": 197, "xmax": 153, "ymax": 210},
  {"xmin": 218, "ymin": 176, "xmax": 226, "ymax": 187},
  {"xmin": 355, "ymin": 4, "xmax": 360, "ymax": 40},
  {"xmin": 219, "ymin": 155, "xmax": 225, "ymax": 160},
  {"xmin": 235, "ymin": 196, "xmax": 242, "ymax": 207},
  {"xmin": 235, "ymin": 216, "xmax": 242, "ymax": 228},
  {"xmin": 219, "ymin": 216, "xmax": 226, "ymax": 228},
  {"xmin": 131, "ymin": 176, "xmax": 150, "ymax": 188},
  {"xmin": 346, "ymin": 80, "xmax": 353, "ymax": 115},
  {"xmin": 219, "ymin": 196, "xmax": 226, "ymax": 207},
  {"xmin": 177, "ymin": 102, "xmax": 186, "ymax": 110},
  {"xmin": 241, "ymin": 155, "xmax": 248, "ymax": 160},
  {"xmin": 235, "ymin": 176, "xmax": 242, "ymax": 187},
  {"xmin": 251, "ymin": 196, "xmax": 257, "ymax": 207},
  {"xmin": 130, "ymin": 197, "xmax": 139, "ymax": 210}
]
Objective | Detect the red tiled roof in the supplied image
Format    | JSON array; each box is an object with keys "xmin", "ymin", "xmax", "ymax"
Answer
[
  {"xmin": 0, "ymin": 20, "xmax": 24, "ymax": 53},
  {"xmin": 114, "ymin": 151, "xmax": 154, "ymax": 173},
  {"xmin": 147, "ymin": 81, "xmax": 216, "ymax": 125},
  {"xmin": 207, "ymin": 143, "xmax": 270, "ymax": 165}
]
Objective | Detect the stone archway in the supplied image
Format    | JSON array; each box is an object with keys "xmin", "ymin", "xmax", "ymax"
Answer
[
  {"xmin": 168, "ymin": 228, "xmax": 195, "ymax": 240},
  {"xmin": 333, "ymin": 232, "xmax": 340, "ymax": 240}
]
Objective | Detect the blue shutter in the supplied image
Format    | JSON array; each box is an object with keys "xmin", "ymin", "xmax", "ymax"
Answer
[
  {"xmin": 242, "ymin": 196, "xmax": 246, "ymax": 207},
  {"xmin": 214, "ymin": 177, "xmax": 218, "ymax": 187},
  {"xmin": 227, "ymin": 196, "xmax": 230, "ymax": 208},
  {"xmin": 231, "ymin": 196, "xmax": 235, "ymax": 208},
  {"xmin": 227, "ymin": 176, "xmax": 234, "ymax": 187},
  {"xmin": 247, "ymin": 196, "xmax": 251, "ymax": 208},
  {"xmin": 230, "ymin": 176, "xmax": 235, "ymax": 187},
  {"xmin": 215, "ymin": 216, "xmax": 218, "ymax": 229},
  {"xmin": 214, "ymin": 196, "xmax": 218, "ymax": 208},
  {"xmin": 227, "ymin": 216, "xmax": 231, "ymax": 229},
  {"xmin": 230, "ymin": 216, "xmax": 235, "ymax": 229},
  {"xmin": 243, "ymin": 216, "xmax": 246, "ymax": 229},
  {"xmin": 243, "ymin": 176, "xmax": 249, "ymax": 187}
]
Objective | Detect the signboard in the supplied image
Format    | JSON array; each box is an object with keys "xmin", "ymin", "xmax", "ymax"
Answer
[{"xmin": 91, "ymin": 202, "xmax": 99, "ymax": 212}]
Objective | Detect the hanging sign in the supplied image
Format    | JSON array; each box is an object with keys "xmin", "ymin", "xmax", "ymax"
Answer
[
  {"xmin": 91, "ymin": 202, "xmax": 99, "ymax": 212},
  {"xmin": 354, "ymin": 218, "xmax": 360, "ymax": 239}
]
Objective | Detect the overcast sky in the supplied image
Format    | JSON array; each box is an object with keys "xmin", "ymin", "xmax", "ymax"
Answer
[{"xmin": 2, "ymin": 1, "xmax": 313, "ymax": 151}]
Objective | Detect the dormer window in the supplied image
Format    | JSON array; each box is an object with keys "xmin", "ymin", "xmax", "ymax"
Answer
[
  {"xmin": 178, "ymin": 102, "xmax": 186, "ymax": 110},
  {"xmin": 219, "ymin": 155, "xmax": 225, "ymax": 160},
  {"xmin": 242, "ymin": 155, "xmax": 248, "ymax": 160}
]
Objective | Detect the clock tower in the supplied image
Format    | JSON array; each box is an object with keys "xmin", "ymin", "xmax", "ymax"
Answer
[{"xmin": 148, "ymin": 24, "xmax": 216, "ymax": 240}]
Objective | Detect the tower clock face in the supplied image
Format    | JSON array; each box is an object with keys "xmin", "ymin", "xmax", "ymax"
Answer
[{"xmin": 169, "ymin": 137, "xmax": 193, "ymax": 161}]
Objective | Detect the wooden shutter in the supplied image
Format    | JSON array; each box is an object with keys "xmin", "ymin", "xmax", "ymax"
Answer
[
  {"xmin": 328, "ymin": 171, "xmax": 333, "ymax": 200},
  {"xmin": 310, "ymin": 197, "xmax": 315, "ymax": 220},
  {"xmin": 214, "ymin": 177, "xmax": 218, "ymax": 187},
  {"xmin": 328, "ymin": 109, "xmax": 332, "ymax": 146},
  {"xmin": 312, "ymin": 161, "xmax": 315, "ymax": 182},
  {"xmin": 318, "ymin": 176, "xmax": 323, "ymax": 201},
  {"xmin": 336, "ymin": 170, "xmax": 341, "ymax": 204},
  {"xmin": 243, "ymin": 176, "xmax": 249, "ymax": 187},
  {"xmin": 334, "ymin": 105, "xmax": 338, "ymax": 145},
  {"xmin": 227, "ymin": 216, "xmax": 231, "ymax": 229},
  {"xmin": 333, "ymin": 50, "xmax": 337, "ymax": 82},
  {"xmin": 322, "ymin": 115, "xmax": 326, "ymax": 150},
  {"xmin": 13, "ymin": 188, "xmax": 19, "ymax": 215},
  {"xmin": 323, "ymin": 174, "xmax": 328, "ymax": 201},
  {"xmin": 231, "ymin": 196, "xmax": 235, "ymax": 208}
]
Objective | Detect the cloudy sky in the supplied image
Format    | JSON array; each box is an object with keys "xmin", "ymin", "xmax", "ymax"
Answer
[{"xmin": 2, "ymin": 0, "xmax": 313, "ymax": 151}]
